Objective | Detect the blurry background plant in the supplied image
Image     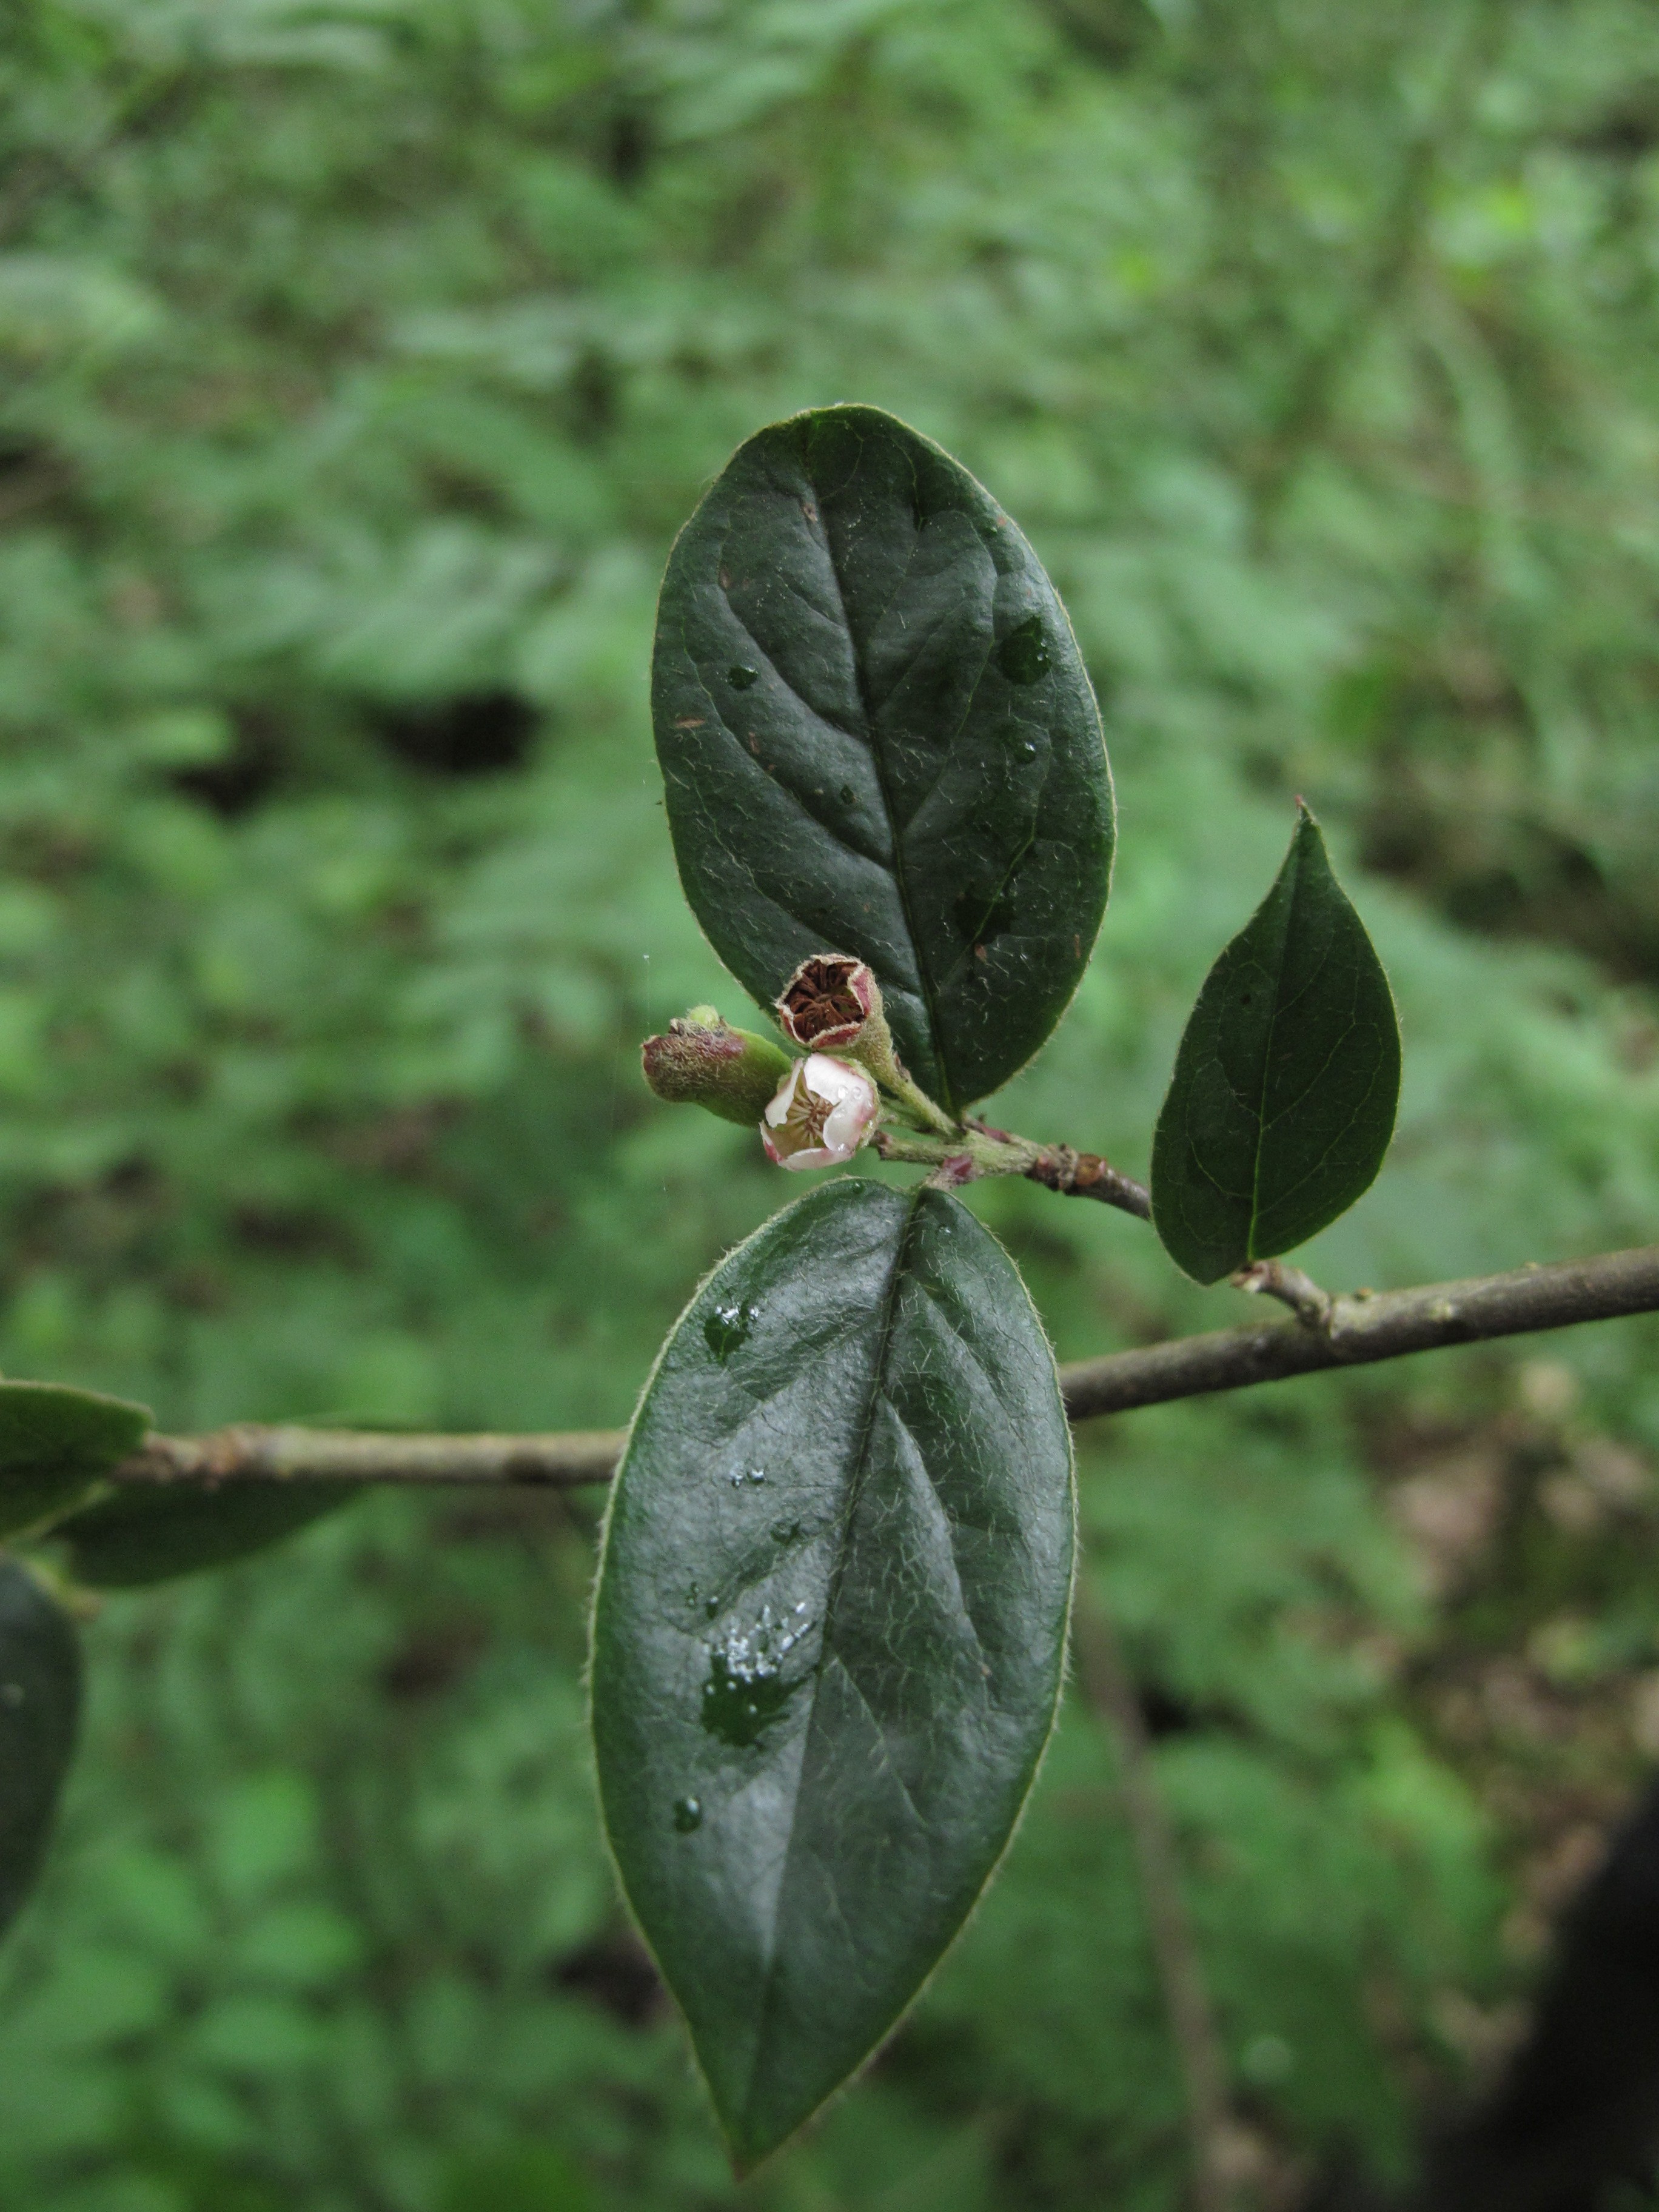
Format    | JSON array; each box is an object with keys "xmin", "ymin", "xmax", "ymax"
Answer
[{"xmin": 7, "ymin": 0, "xmax": 1659, "ymax": 2205}]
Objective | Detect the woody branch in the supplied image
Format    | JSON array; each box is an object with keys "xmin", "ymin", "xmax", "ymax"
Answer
[{"xmin": 106, "ymin": 1244, "xmax": 1659, "ymax": 1487}]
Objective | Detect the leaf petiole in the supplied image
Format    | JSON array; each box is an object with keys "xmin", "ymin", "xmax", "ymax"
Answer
[{"xmin": 1230, "ymin": 1257, "xmax": 1333, "ymax": 1332}]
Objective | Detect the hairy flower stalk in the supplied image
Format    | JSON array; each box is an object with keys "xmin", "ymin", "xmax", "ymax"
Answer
[
  {"xmin": 775, "ymin": 954, "xmax": 955, "ymax": 1135},
  {"xmin": 762, "ymin": 1054, "xmax": 879, "ymax": 1169},
  {"xmin": 640, "ymin": 1007, "xmax": 793, "ymax": 1126}
]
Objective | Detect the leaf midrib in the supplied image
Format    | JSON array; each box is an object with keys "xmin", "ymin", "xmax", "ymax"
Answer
[
  {"xmin": 804, "ymin": 436, "xmax": 958, "ymax": 1118},
  {"xmin": 1246, "ymin": 821, "xmax": 1375, "ymax": 1254},
  {"xmin": 736, "ymin": 1183, "xmax": 925, "ymax": 2140},
  {"xmin": 1247, "ymin": 828, "xmax": 1307, "ymax": 1261}
]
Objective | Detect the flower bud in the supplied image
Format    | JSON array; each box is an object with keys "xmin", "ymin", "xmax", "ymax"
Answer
[
  {"xmin": 641, "ymin": 1010, "xmax": 793, "ymax": 1127},
  {"xmin": 762, "ymin": 1054, "xmax": 879, "ymax": 1170}
]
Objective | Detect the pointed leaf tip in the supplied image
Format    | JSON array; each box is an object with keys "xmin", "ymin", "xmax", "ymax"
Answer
[{"xmin": 1150, "ymin": 807, "xmax": 1401, "ymax": 1284}]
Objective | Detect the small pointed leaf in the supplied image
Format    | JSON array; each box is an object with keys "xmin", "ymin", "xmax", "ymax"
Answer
[
  {"xmin": 0, "ymin": 1559, "xmax": 81, "ymax": 1937},
  {"xmin": 1151, "ymin": 804, "xmax": 1401, "ymax": 1284},
  {"xmin": 54, "ymin": 1482, "xmax": 352, "ymax": 1589},
  {"xmin": 0, "ymin": 1382, "xmax": 152, "ymax": 1541},
  {"xmin": 652, "ymin": 404, "xmax": 1114, "ymax": 1113},
  {"xmin": 591, "ymin": 1179, "xmax": 1073, "ymax": 2170}
]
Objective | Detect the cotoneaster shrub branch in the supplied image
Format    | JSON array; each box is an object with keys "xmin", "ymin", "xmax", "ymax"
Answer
[{"xmin": 101, "ymin": 1239, "xmax": 1659, "ymax": 1488}]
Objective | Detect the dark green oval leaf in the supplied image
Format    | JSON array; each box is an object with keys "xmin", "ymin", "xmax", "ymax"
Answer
[
  {"xmin": 591, "ymin": 1178, "xmax": 1074, "ymax": 2171},
  {"xmin": 53, "ymin": 1482, "xmax": 351, "ymax": 1589},
  {"xmin": 652, "ymin": 405, "xmax": 1114, "ymax": 1114},
  {"xmin": 1151, "ymin": 803, "xmax": 1401, "ymax": 1284},
  {"xmin": 0, "ymin": 1382, "xmax": 152, "ymax": 1542},
  {"xmin": 0, "ymin": 1559, "xmax": 81, "ymax": 1937}
]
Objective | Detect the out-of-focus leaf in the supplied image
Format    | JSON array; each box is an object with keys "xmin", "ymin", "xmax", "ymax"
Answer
[
  {"xmin": 591, "ymin": 1178, "xmax": 1073, "ymax": 2170},
  {"xmin": 651, "ymin": 404, "xmax": 1114, "ymax": 1114},
  {"xmin": 0, "ymin": 1559, "xmax": 81, "ymax": 1938},
  {"xmin": 0, "ymin": 1383, "xmax": 152, "ymax": 1542},
  {"xmin": 53, "ymin": 1484, "xmax": 352, "ymax": 1589},
  {"xmin": 1151, "ymin": 804, "xmax": 1401, "ymax": 1284}
]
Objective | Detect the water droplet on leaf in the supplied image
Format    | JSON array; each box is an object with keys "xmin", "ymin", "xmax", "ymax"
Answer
[
  {"xmin": 673, "ymin": 1795, "xmax": 703, "ymax": 1833},
  {"xmin": 728, "ymin": 664, "xmax": 759, "ymax": 690},
  {"xmin": 700, "ymin": 1605, "xmax": 813, "ymax": 1748},
  {"xmin": 701, "ymin": 1652, "xmax": 796, "ymax": 1748},
  {"xmin": 770, "ymin": 1518, "xmax": 801, "ymax": 1543},
  {"xmin": 705, "ymin": 1300, "xmax": 754, "ymax": 1361},
  {"xmin": 996, "ymin": 614, "xmax": 1049, "ymax": 686}
]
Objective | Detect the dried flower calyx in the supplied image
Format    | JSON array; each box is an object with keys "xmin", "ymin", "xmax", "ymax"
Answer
[
  {"xmin": 642, "ymin": 1007, "xmax": 793, "ymax": 1127},
  {"xmin": 762, "ymin": 1055, "xmax": 879, "ymax": 1170},
  {"xmin": 777, "ymin": 955, "xmax": 878, "ymax": 1051}
]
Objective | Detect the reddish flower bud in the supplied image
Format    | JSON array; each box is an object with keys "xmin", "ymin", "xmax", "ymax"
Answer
[
  {"xmin": 641, "ymin": 1009, "xmax": 793, "ymax": 1127},
  {"xmin": 761, "ymin": 1054, "xmax": 879, "ymax": 1170},
  {"xmin": 776, "ymin": 955, "xmax": 879, "ymax": 1051}
]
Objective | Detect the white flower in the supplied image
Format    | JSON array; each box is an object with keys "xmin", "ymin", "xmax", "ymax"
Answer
[{"xmin": 761, "ymin": 1054, "xmax": 879, "ymax": 1170}]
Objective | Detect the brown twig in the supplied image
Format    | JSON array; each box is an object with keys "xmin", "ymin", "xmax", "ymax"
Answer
[
  {"xmin": 885, "ymin": 1119, "xmax": 1153, "ymax": 1219},
  {"xmin": 112, "ymin": 1426, "xmax": 626, "ymax": 1487},
  {"xmin": 1073, "ymin": 1598, "xmax": 1241, "ymax": 2212},
  {"xmin": 1023, "ymin": 1144, "xmax": 1153, "ymax": 1221},
  {"xmin": 101, "ymin": 1245, "xmax": 1659, "ymax": 1486},
  {"xmin": 1059, "ymin": 1245, "xmax": 1659, "ymax": 1423}
]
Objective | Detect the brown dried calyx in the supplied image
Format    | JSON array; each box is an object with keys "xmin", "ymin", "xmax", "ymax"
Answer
[{"xmin": 777, "ymin": 954, "xmax": 876, "ymax": 1051}]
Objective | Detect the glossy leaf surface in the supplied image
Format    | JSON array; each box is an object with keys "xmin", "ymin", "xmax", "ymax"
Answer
[
  {"xmin": 1151, "ymin": 805, "xmax": 1401, "ymax": 1283},
  {"xmin": 652, "ymin": 405, "xmax": 1114, "ymax": 1113},
  {"xmin": 591, "ymin": 1178, "xmax": 1073, "ymax": 2170},
  {"xmin": 0, "ymin": 1382, "xmax": 151, "ymax": 1541},
  {"xmin": 0, "ymin": 1560, "xmax": 81, "ymax": 1937},
  {"xmin": 55, "ymin": 1483, "xmax": 350, "ymax": 1588}
]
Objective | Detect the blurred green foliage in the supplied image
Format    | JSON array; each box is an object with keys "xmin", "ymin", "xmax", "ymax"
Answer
[{"xmin": 5, "ymin": 0, "xmax": 1659, "ymax": 2204}]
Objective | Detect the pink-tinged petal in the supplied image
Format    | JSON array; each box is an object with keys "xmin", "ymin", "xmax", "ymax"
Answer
[
  {"xmin": 760, "ymin": 1056, "xmax": 878, "ymax": 1170},
  {"xmin": 779, "ymin": 1144, "xmax": 839, "ymax": 1171}
]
